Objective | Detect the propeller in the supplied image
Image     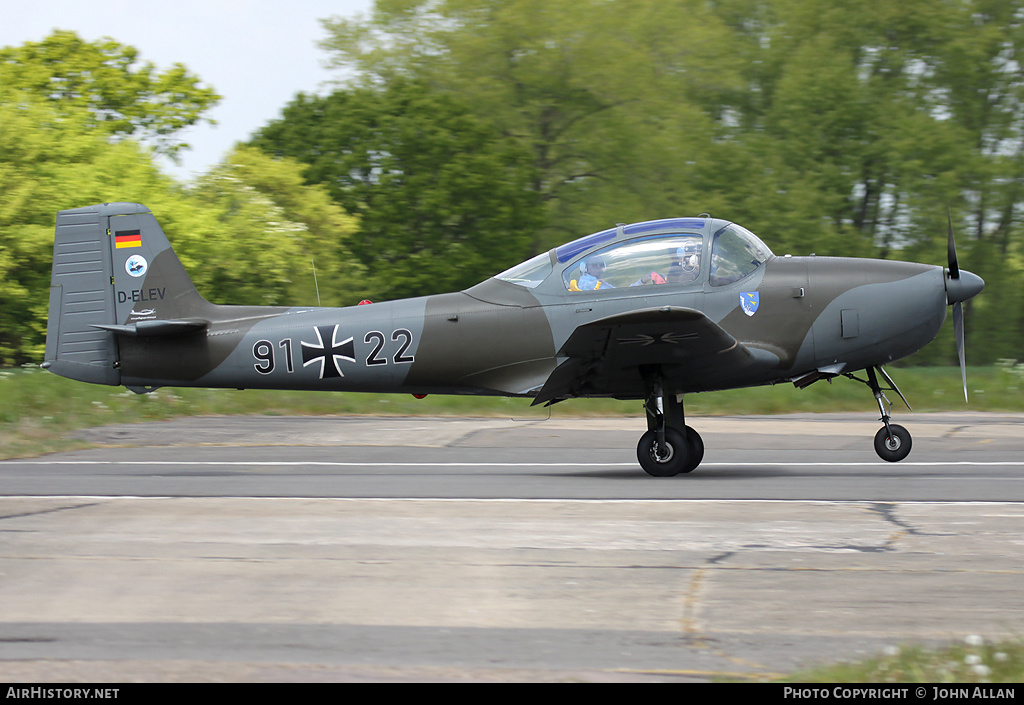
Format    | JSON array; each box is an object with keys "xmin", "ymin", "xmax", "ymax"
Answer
[
  {"xmin": 948, "ymin": 209, "xmax": 966, "ymax": 402},
  {"xmin": 947, "ymin": 208, "xmax": 960, "ymax": 280},
  {"xmin": 944, "ymin": 209, "xmax": 984, "ymax": 402},
  {"xmin": 952, "ymin": 295, "xmax": 967, "ymax": 402}
]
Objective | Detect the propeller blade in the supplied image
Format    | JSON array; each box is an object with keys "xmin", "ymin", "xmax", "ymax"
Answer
[
  {"xmin": 953, "ymin": 300, "xmax": 967, "ymax": 402},
  {"xmin": 947, "ymin": 207, "xmax": 960, "ymax": 280}
]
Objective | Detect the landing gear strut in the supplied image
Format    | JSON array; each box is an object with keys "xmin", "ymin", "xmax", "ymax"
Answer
[
  {"xmin": 637, "ymin": 381, "xmax": 704, "ymax": 476},
  {"xmin": 849, "ymin": 366, "xmax": 913, "ymax": 462}
]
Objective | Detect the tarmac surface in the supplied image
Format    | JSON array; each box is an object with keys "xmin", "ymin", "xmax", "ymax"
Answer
[{"xmin": 1, "ymin": 412, "xmax": 1022, "ymax": 682}]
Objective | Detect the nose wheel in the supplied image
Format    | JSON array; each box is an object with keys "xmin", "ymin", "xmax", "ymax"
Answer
[
  {"xmin": 874, "ymin": 423, "xmax": 912, "ymax": 462},
  {"xmin": 847, "ymin": 366, "xmax": 914, "ymax": 462}
]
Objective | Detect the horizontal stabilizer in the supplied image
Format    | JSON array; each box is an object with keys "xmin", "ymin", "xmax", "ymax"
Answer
[{"xmin": 92, "ymin": 319, "xmax": 209, "ymax": 337}]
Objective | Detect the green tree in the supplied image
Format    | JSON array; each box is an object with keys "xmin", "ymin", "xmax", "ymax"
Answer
[
  {"xmin": 0, "ymin": 90, "xmax": 185, "ymax": 365},
  {"xmin": 251, "ymin": 78, "xmax": 542, "ymax": 300},
  {"xmin": 0, "ymin": 103, "xmax": 367, "ymax": 364},
  {"xmin": 929, "ymin": 0, "xmax": 1024, "ymax": 365},
  {"xmin": 319, "ymin": 0, "xmax": 744, "ymax": 247},
  {"xmin": 0, "ymin": 34, "xmax": 372, "ymax": 365},
  {"xmin": 0, "ymin": 30, "xmax": 219, "ymax": 158},
  {"xmin": 185, "ymin": 146, "xmax": 366, "ymax": 307},
  {"xmin": 708, "ymin": 0, "xmax": 1024, "ymax": 363}
]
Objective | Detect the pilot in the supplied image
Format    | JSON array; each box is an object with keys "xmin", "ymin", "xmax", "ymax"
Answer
[
  {"xmin": 675, "ymin": 242, "xmax": 701, "ymax": 283},
  {"xmin": 631, "ymin": 244, "xmax": 701, "ymax": 286},
  {"xmin": 577, "ymin": 256, "xmax": 614, "ymax": 290}
]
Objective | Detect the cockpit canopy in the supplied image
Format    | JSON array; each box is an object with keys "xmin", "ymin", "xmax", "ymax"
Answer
[{"xmin": 494, "ymin": 218, "xmax": 773, "ymax": 291}]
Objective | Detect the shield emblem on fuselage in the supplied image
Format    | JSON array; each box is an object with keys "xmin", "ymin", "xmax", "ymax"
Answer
[{"xmin": 740, "ymin": 291, "xmax": 760, "ymax": 317}]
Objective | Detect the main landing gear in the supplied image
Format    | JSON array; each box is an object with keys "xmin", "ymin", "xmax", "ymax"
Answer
[
  {"xmin": 847, "ymin": 365, "xmax": 913, "ymax": 462},
  {"xmin": 637, "ymin": 381, "xmax": 704, "ymax": 476}
]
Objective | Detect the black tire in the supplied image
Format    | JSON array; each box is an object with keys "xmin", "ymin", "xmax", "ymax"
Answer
[
  {"xmin": 680, "ymin": 426, "xmax": 704, "ymax": 474},
  {"xmin": 637, "ymin": 428, "xmax": 690, "ymax": 477},
  {"xmin": 874, "ymin": 424, "xmax": 912, "ymax": 462}
]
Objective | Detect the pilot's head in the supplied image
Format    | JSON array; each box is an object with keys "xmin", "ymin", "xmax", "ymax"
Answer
[
  {"xmin": 582, "ymin": 256, "xmax": 607, "ymax": 275},
  {"xmin": 679, "ymin": 242, "xmax": 701, "ymax": 272}
]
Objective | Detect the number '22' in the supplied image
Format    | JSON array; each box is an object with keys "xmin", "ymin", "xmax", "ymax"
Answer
[{"xmin": 364, "ymin": 329, "xmax": 415, "ymax": 366}]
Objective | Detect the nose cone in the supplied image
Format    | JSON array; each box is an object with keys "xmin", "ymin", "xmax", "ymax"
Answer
[{"xmin": 946, "ymin": 269, "xmax": 985, "ymax": 304}]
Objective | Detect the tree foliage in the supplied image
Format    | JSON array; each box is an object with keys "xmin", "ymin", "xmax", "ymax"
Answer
[
  {"xmin": 0, "ymin": 30, "xmax": 220, "ymax": 158},
  {"xmin": 185, "ymin": 146, "xmax": 365, "ymax": 308},
  {"xmin": 251, "ymin": 78, "xmax": 542, "ymax": 300},
  {"xmin": 0, "ymin": 90, "xmax": 183, "ymax": 364},
  {"xmin": 714, "ymin": 0, "xmax": 1024, "ymax": 363},
  {"xmin": 318, "ymin": 0, "xmax": 743, "ymax": 244},
  {"xmin": 0, "ymin": 34, "xmax": 362, "ymax": 364}
]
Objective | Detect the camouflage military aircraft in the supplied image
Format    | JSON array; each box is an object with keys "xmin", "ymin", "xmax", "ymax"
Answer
[{"xmin": 43, "ymin": 202, "xmax": 984, "ymax": 476}]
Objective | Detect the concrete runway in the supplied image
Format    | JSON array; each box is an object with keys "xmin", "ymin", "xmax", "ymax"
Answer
[{"xmin": 1, "ymin": 412, "xmax": 1022, "ymax": 682}]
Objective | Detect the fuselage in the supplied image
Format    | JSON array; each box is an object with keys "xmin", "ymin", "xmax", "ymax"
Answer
[{"xmin": 115, "ymin": 254, "xmax": 950, "ymax": 399}]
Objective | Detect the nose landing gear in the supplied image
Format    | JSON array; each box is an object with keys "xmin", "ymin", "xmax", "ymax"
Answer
[{"xmin": 848, "ymin": 366, "xmax": 913, "ymax": 462}]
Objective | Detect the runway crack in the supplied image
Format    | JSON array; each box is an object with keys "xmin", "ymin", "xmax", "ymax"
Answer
[
  {"xmin": 867, "ymin": 502, "xmax": 919, "ymax": 535},
  {"xmin": 676, "ymin": 562, "xmax": 773, "ymax": 673},
  {"xmin": 0, "ymin": 501, "xmax": 105, "ymax": 522}
]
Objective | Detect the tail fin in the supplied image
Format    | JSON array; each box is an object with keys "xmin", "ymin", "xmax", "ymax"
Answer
[{"xmin": 43, "ymin": 202, "xmax": 209, "ymax": 385}]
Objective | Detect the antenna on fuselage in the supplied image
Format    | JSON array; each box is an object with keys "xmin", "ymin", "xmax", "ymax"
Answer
[{"xmin": 311, "ymin": 258, "xmax": 321, "ymax": 307}]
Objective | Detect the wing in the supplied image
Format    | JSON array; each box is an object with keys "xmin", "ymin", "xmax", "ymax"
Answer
[{"xmin": 533, "ymin": 306, "xmax": 772, "ymax": 404}]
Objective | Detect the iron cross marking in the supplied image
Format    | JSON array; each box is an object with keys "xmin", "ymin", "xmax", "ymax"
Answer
[
  {"xmin": 617, "ymin": 331, "xmax": 698, "ymax": 347},
  {"xmin": 301, "ymin": 324, "xmax": 355, "ymax": 378}
]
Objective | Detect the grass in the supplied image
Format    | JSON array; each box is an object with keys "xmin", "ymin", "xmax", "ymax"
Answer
[
  {"xmin": 783, "ymin": 636, "xmax": 1024, "ymax": 683},
  {"xmin": 1, "ymin": 361, "xmax": 1022, "ymax": 459}
]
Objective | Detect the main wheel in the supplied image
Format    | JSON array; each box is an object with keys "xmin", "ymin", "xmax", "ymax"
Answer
[
  {"xmin": 874, "ymin": 424, "xmax": 912, "ymax": 462},
  {"xmin": 637, "ymin": 428, "xmax": 690, "ymax": 477},
  {"xmin": 680, "ymin": 426, "xmax": 705, "ymax": 474}
]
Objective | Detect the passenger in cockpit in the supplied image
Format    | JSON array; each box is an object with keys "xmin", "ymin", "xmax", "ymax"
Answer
[{"xmin": 576, "ymin": 256, "xmax": 614, "ymax": 290}]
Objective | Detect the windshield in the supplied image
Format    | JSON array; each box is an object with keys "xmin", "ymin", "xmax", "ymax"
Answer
[
  {"xmin": 709, "ymin": 224, "xmax": 772, "ymax": 286},
  {"xmin": 494, "ymin": 251, "xmax": 553, "ymax": 288}
]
